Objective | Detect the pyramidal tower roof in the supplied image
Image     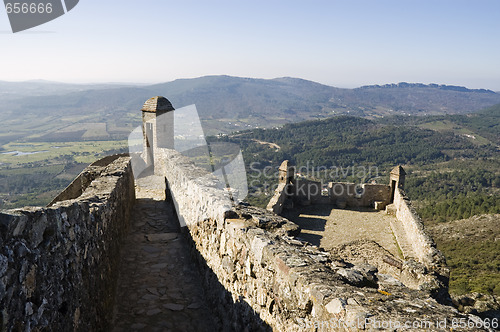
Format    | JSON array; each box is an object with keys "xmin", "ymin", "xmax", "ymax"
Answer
[
  {"xmin": 141, "ymin": 96, "xmax": 174, "ymax": 113},
  {"xmin": 390, "ymin": 165, "xmax": 406, "ymax": 175}
]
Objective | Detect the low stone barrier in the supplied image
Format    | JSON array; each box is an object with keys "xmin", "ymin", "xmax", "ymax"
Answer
[
  {"xmin": 268, "ymin": 178, "xmax": 392, "ymax": 211},
  {"xmin": 393, "ymin": 187, "xmax": 446, "ymax": 267},
  {"xmin": 48, "ymin": 154, "xmax": 129, "ymax": 206},
  {"xmin": 328, "ymin": 182, "xmax": 391, "ymax": 207},
  {"xmin": 153, "ymin": 148, "xmax": 475, "ymax": 331},
  {"xmin": 266, "ymin": 182, "xmax": 288, "ymax": 214},
  {"xmin": 0, "ymin": 156, "xmax": 135, "ymax": 331}
]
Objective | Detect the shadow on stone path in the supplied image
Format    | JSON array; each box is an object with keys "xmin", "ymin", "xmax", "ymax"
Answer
[
  {"xmin": 112, "ymin": 175, "xmax": 216, "ymax": 331},
  {"xmin": 284, "ymin": 204, "xmax": 407, "ymax": 259}
]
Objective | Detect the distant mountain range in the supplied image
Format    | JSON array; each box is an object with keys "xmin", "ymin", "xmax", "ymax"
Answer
[
  {"xmin": 0, "ymin": 80, "xmax": 135, "ymax": 99},
  {"xmin": 358, "ymin": 82, "xmax": 495, "ymax": 94},
  {"xmin": 1, "ymin": 75, "xmax": 500, "ymax": 141}
]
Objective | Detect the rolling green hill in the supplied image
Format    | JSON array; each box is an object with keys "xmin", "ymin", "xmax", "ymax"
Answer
[
  {"xmin": 1, "ymin": 77, "xmax": 499, "ymax": 213},
  {"xmin": 452, "ymin": 103, "xmax": 500, "ymax": 144},
  {"xmin": 214, "ymin": 105, "xmax": 500, "ymax": 220},
  {"xmin": 2, "ymin": 76, "xmax": 500, "ymax": 144}
]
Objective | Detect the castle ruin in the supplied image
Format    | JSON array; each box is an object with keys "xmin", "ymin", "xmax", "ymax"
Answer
[
  {"xmin": 267, "ymin": 160, "xmax": 448, "ymax": 293},
  {"xmin": 0, "ymin": 97, "xmax": 489, "ymax": 331}
]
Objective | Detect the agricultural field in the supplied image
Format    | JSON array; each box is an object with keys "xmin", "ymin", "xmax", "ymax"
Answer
[
  {"xmin": 0, "ymin": 139, "xmax": 128, "ymax": 209},
  {"xmin": 417, "ymin": 120, "xmax": 492, "ymax": 146}
]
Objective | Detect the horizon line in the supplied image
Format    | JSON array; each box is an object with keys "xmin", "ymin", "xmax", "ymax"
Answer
[{"xmin": 0, "ymin": 75, "xmax": 498, "ymax": 92}]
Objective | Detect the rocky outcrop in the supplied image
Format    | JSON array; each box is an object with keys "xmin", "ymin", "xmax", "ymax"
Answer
[{"xmin": 452, "ymin": 293, "xmax": 500, "ymax": 321}]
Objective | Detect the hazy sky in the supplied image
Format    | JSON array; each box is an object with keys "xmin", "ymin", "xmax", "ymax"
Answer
[{"xmin": 1, "ymin": 0, "xmax": 499, "ymax": 90}]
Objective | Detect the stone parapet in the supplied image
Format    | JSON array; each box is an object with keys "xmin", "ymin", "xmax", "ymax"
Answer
[
  {"xmin": 266, "ymin": 182, "xmax": 288, "ymax": 214},
  {"xmin": 393, "ymin": 187, "xmax": 447, "ymax": 268},
  {"xmin": 152, "ymin": 148, "xmax": 479, "ymax": 331},
  {"xmin": 0, "ymin": 156, "xmax": 135, "ymax": 331}
]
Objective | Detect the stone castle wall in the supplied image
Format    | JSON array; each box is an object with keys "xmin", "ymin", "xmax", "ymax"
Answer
[
  {"xmin": 152, "ymin": 148, "xmax": 474, "ymax": 331},
  {"xmin": 392, "ymin": 187, "xmax": 446, "ymax": 268},
  {"xmin": 48, "ymin": 154, "xmax": 128, "ymax": 206},
  {"xmin": 328, "ymin": 182, "xmax": 391, "ymax": 207},
  {"xmin": 269, "ymin": 175, "xmax": 391, "ymax": 211},
  {"xmin": 0, "ymin": 156, "xmax": 135, "ymax": 331},
  {"xmin": 293, "ymin": 179, "xmax": 326, "ymax": 204},
  {"xmin": 269, "ymin": 179, "xmax": 391, "ymax": 211},
  {"xmin": 266, "ymin": 182, "xmax": 288, "ymax": 214},
  {"xmin": 267, "ymin": 162, "xmax": 448, "ymax": 293},
  {"xmin": 153, "ymin": 147, "xmax": 232, "ymax": 228},
  {"xmin": 0, "ymin": 96, "xmax": 483, "ymax": 331}
]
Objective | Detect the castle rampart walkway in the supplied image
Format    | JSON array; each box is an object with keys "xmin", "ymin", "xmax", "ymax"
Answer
[{"xmin": 111, "ymin": 174, "xmax": 215, "ymax": 331}]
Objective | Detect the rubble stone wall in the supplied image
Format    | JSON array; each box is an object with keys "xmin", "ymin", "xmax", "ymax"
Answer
[
  {"xmin": 393, "ymin": 187, "xmax": 446, "ymax": 268},
  {"xmin": 269, "ymin": 179, "xmax": 391, "ymax": 211},
  {"xmin": 153, "ymin": 147, "xmax": 232, "ymax": 228},
  {"xmin": 48, "ymin": 154, "xmax": 128, "ymax": 206},
  {"xmin": 153, "ymin": 148, "xmax": 473, "ymax": 331},
  {"xmin": 266, "ymin": 182, "xmax": 288, "ymax": 214},
  {"xmin": 293, "ymin": 179, "xmax": 325, "ymax": 204},
  {"xmin": 0, "ymin": 156, "xmax": 135, "ymax": 332},
  {"xmin": 328, "ymin": 182, "xmax": 391, "ymax": 207}
]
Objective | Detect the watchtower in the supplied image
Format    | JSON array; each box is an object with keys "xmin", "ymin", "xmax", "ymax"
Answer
[
  {"xmin": 141, "ymin": 96, "xmax": 175, "ymax": 166},
  {"xmin": 389, "ymin": 165, "xmax": 406, "ymax": 202},
  {"xmin": 278, "ymin": 160, "xmax": 295, "ymax": 184}
]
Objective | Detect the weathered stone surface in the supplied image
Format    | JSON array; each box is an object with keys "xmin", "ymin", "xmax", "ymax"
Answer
[
  {"xmin": 452, "ymin": 293, "xmax": 500, "ymax": 320},
  {"xmin": 47, "ymin": 155, "xmax": 128, "ymax": 206},
  {"xmin": 3, "ymin": 99, "xmax": 488, "ymax": 331},
  {"xmin": 152, "ymin": 148, "xmax": 486, "ymax": 331},
  {"xmin": 145, "ymin": 232, "xmax": 178, "ymax": 242},
  {"xmin": 336, "ymin": 267, "xmax": 365, "ymax": 285},
  {"xmin": 325, "ymin": 298, "xmax": 346, "ymax": 314},
  {"xmin": 0, "ymin": 155, "xmax": 135, "ymax": 331},
  {"xmin": 163, "ymin": 303, "xmax": 185, "ymax": 311},
  {"xmin": 0, "ymin": 254, "xmax": 7, "ymax": 276},
  {"xmin": 110, "ymin": 173, "xmax": 216, "ymax": 332},
  {"xmin": 141, "ymin": 96, "xmax": 174, "ymax": 113}
]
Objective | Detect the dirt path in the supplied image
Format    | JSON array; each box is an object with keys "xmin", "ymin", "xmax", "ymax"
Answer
[
  {"xmin": 251, "ymin": 139, "xmax": 281, "ymax": 151},
  {"xmin": 228, "ymin": 133, "xmax": 281, "ymax": 150}
]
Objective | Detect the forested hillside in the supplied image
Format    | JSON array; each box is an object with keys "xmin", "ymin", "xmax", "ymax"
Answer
[
  {"xmin": 452, "ymin": 103, "xmax": 500, "ymax": 144},
  {"xmin": 217, "ymin": 111, "xmax": 500, "ymax": 219},
  {"xmin": 213, "ymin": 104, "xmax": 500, "ymax": 296},
  {"xmin": 2, "ymin": 76, "xmax": 500, "ymax": 144}
]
